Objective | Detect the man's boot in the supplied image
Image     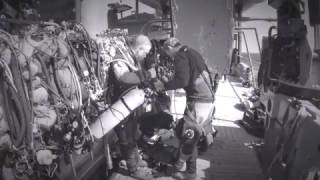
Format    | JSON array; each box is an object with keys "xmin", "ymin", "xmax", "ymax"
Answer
[
  {"xmin": 173, "ymin": 159, "xmax": 197, "ymax": 180},
  {"xmin": 125, "ymin": 146, "xmax": 154, "ymax": 180},
  {"xmin": 173, "ymin": 158, "xmax": 185, "ymax": 172},
  {"xmin": 173, "ymin": 171, "xmax": 197, "ymax": 180},
  {"xmin": 130, "ymin": 167, "xmax": 154, "ymax": 180},
  {"xmin": 135, "ymin": 150, "xmax": 148, "ymax": 168}
]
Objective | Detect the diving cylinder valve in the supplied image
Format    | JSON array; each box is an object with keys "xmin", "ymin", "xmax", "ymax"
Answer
[{"xmin": 90, "ymin": 87, "xmax": 146, "ymax": 139}]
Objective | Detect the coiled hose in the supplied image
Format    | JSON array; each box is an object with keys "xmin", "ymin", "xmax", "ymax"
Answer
[
  {"xmin": 10, "ymin": 55, "xmax": 32, "ymax": 149},
  {"xmin": 0, "ymin": 67, "xmax": 27, "ymax": 148},
  {"xmin": 0, "ymin": 34, "xmax": 33, "ymax": 150},
  {"xmin": 51, "ymin": 57, "xmax": 82, "ymax": 110}
]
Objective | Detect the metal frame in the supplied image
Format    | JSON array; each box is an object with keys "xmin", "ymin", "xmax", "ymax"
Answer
[
  {"xmin": 233, "ymin": 29, "xmax": 257, "ymax": 88},
  {"xmin": 234, "ymin": 27, "xmax": 262, "ymax": 56}
]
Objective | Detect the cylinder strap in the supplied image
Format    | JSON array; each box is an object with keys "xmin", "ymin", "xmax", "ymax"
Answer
[{"xmin": 120, "ymin": 97, "xmax": 132, "ymax": 112}]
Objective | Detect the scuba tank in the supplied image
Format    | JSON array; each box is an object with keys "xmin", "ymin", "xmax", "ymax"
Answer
[{"xmin": 90, "ymin": 87, "xmax": 146, "ymax": 139}]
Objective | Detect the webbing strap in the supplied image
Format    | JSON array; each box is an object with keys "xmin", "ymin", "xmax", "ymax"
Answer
[{"xmin": 120, "ymin": 97, "xmax": 132, "ymax": 112}]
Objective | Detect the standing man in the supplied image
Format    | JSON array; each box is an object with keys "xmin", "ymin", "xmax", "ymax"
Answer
[
  {"xmin": 109, "ymin": 34, "xmax": 156, "ymax": 180},
  {"xmin": 156, "ymin": 37, "xmax": 217, "ymax": 180}
]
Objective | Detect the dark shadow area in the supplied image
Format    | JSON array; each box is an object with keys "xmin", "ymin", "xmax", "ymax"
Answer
[
  {"xmin": 234, "ymin": 103, "xmax": 247, "ymax": 112},
  {"xmin": 201, "ymin": 126, "xmax": 265, "ymax": 180},
  {"xmin": 36, "ymin": 0, "xmax": 76, "ymax": 22},
  {"xmin": 236, "ymin": 119, "xmax": 264, "ymax": 139},
  {"xmin": 236, "ymin": 111, "xmax": 265, "ymax": 138}
]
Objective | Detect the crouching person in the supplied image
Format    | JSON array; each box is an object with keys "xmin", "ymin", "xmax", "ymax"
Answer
[{"xmin": 154, "ymin": 38, "xmax": 217, "ymax": 180}]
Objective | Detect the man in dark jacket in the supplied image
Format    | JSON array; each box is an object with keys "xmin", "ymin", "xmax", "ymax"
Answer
[{"xmin": 156, "ymin": 37, "xmax": 217, "ymax": 180}]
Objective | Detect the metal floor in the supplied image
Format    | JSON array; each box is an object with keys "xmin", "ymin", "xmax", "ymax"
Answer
[
  {"xmin": 201, "ymin": 78, "xmax": 265, "ymax": 180},
  {"xmin": 110, "ymin": 78, "xmax": 266, "ymax": 180}
]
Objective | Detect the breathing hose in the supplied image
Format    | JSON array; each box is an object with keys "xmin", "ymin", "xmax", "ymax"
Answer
[
  {"xmin": 93, "ymin": 40, "xmax": 101, "ymax": 83},
  {"xmin": 52, "ymin": 58, "xmax": 69, "ymax": 104},
  {"xmin": 0, "ymin": 35, "xmax": 33, "ymax": 150},
  {"xmin": 0, "ymin": 69, "xmax": 26, "ymax": 148}
]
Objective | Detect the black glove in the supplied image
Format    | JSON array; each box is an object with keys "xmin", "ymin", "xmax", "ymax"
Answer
[{"xmin": 153, "ymin": 79, "xmax": 165, "ymax": 92}]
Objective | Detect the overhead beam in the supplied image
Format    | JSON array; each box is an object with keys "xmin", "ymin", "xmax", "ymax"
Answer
[{"xmin": 139, "ymin": 0, "xmax": 161, "ymax": 10}]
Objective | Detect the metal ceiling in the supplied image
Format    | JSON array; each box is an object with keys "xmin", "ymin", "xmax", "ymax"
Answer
[
  {"xmin": 139, "ymin": 0, "xmax": 169, "ymax": 11},
  {"xmin": 238, "ymin": 0, "xmax": 266, "ymax": 11},
  {"xmin": 139, "ymin": 0, "xmax": 266, "ymax": 11}
]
